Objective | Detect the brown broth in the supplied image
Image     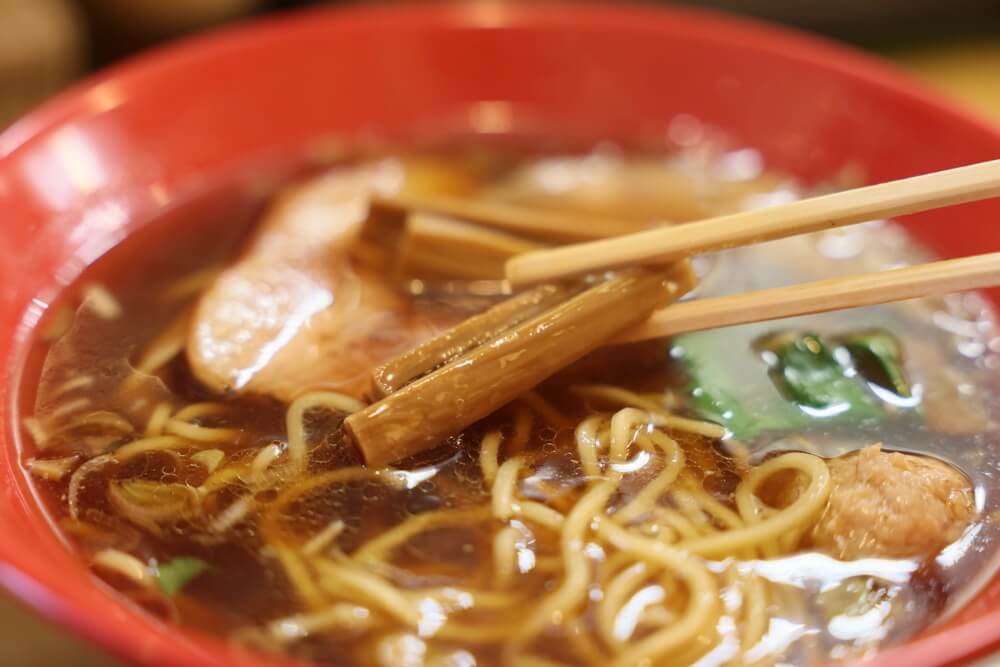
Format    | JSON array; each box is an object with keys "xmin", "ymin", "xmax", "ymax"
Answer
[{"xmin": 16, "ymin": 146, "xmax": 1000, "ymax": 667}]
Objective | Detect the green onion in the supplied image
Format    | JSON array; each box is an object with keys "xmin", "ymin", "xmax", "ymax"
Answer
[{"xmin": 155, "ymin": 557, "xmax": 208, "ymax": 597}]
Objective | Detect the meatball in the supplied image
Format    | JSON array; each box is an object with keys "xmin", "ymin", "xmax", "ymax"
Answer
[{"xmin": 809, "ymin": 445, "xmax": 975, "ymax": 560}]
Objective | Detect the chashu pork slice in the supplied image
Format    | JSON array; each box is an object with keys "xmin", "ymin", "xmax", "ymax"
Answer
[{"xmin": 187, "ymin": 163, "xmax": 455, "ymax": 402}]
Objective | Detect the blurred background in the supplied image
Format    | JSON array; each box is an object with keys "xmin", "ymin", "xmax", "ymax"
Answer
[
  {"xmin": 1, "ymin": 0, "xmax": 999, "ymax": 665},
  {"xmin": 3, "ymin": 0, "xmax": 1000, "ymax": 129}
]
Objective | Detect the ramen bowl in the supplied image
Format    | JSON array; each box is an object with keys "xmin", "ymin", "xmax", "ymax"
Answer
[{"xmin": 2, "ymin": 4, "xmax": 1000, "ymax": 666}]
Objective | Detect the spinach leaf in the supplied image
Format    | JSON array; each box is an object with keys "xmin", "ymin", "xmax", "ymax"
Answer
[
  {"xmin": 675, "ymin": 327, "xmax": 914, "ymax": 440},
  {"xmin": 155, "ymin": 557, "xmax": 208, "ymax": 597},
  {"xmin": 688, "ymin": 382, "xmax": 760, "ymax": 439},
  {"xmin": 758, "ymin": 332, "xmax": 881, "ymax": 419},
  {"xmin": 839, "ymin": 329, "xmax": 910, "ymax": 398},
  {"xmin": 673, "ymin": 331, "xmax": 808, "ymax": 439}
]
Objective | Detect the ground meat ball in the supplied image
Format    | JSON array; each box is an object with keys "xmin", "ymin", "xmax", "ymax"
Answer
[{"xmin": 809, "ymin": 445, "xmax": 976, "ymax": 560}]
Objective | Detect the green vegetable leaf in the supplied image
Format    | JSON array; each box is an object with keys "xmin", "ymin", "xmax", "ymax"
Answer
[
  {"xmin": 673, "ymin": 331, "xmax": 809, "ymax": 439},
  {"xmin": 674, "ymin": 327, "xmax": 914, "ymax": 441},
  {"xmin": 688, "ymin": 383, "xmax": 759, "ymax": 439},
  {"xmin": 757, "ymin": 332, "xmax": 881, "ymax": 419},
  {"xmin": 155, "ymin": 557, "xmax": 208, "ymax": 597},
  {"xmin": 839, "ymin": 329, "xmax": 910, "ymax": 398}
]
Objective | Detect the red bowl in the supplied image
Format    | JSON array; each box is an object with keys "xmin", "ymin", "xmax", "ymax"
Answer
[{"xmin": 2, "ymin": 4, "xmax": 1000, "ymax": 666}]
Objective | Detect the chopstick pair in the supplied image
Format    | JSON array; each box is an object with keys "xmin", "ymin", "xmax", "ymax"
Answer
[
  {"xmin": 380, "ymin": 158, "xmax": 1000, "ymax": 341},
  {"xmin": 351, "ymin": 158, "xmax": 1000, "ymax": 466}
]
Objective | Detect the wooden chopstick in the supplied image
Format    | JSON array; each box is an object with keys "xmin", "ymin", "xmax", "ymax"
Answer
[
  {"xmin": 505, "ymin": 158, "xmax": 1000, "ymax": 286},
  {"xmin": 615, "ymin": 251, "xmax": 1000, "ymax": 343}
]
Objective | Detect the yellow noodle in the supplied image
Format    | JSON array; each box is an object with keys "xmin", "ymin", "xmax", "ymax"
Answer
[
  {"xmin": 575, "ymin": 415, "xmax": 606, "ymax": 478},
  {"xmin": 722, "ymin": 438, "xmax": 753, "ymax": 465},
  {"xmin": 597, "ymin": 521, "xmax": 719, "ymax": 667},
  {"xmin": 79, "ymin": 433, "xmax": 125, "ymax": 454},
  {"xmin": 313, "ymin": 559, "xmax": 420, "ymax": 627},
  {"xmin": 411, "ymin": 587, "xmax": 525, "ymax": 611},
  {"xmin": 529, "ymin": 479, "xmax": 577, "ymax": 514},
  {"xmin": 636, "ymin": 602, "xmax": 678, "ymax": 631},
  {"xmin": 572, "ymin": 385, "xmax": 726, "ymax": 439},
  {"xmin": 679, "ymin": 478, "xmax": 744, "ymax": 530},
  {"xmin": 608, "ymin": 408, "xmax": 652, "ymax": 465},
  {"xmin": 267, "ymin": 603, "xmax": 377, "ymax": 642},
  {"xmin": 514, "ymin": 657, "xmax": 574, "ymax": 667},
  {"xmin": 40, "ymin": 305, "xmax": 74, "ymax": 342},
  {"xmin": 210, "ymin": 494, "xmax": 255, "ymax": 533},
  {"xmin": 777, "ymin": 522, "xmax": 800, "ymax": 554},
  {"xmin": 251, "ymin": 443, "xmax": 285, "ymax": 483},
  {"xmin": 27, "ymin": 455, "xmax": 79, "ymax": 481},
  {"xmin": 57, "ymin": 411, "xmax": 134, "ymax": 437},
  {"xmin": 432, "ymin": 619, "xmax": 532, "ymax": 643},
  {"xmin": 108, "ymin": 480, "xmax": 199, "ymax": 529},
  {"xmin": 144, "ymin": 403, "xmax": 174, "ymax": 437},
  {"xmin": 48, "ymin": 397, "xmax": 91, "ymax": 422},
  {"xmin": 21, "ymin": 417, "xmax": 48, "ymax": 447},
  {"xmin": 134, "ymin": 313, "xmax": 188, "ymax": 374},
  {"xmin": 353, "ymin": 506, "xmax": 491, "ymax": 564},
  {"xmin": 91, "ymin": 549, "xmax": 151, "ymax": 586},
  {"xmin": 135, "ymin": 337, "xmax": 184, "ymax": 376},
  {"xmin": 491, "ymin": 456, "xmax": 524, "ymax": 522},
  {"xmin": 651, "ymin": 507, "xmax": 702, "ymax": 541},
  {"xmin": 565, "ymin": 617, "xmax": 607, "ymax": 667},
  {"xmin": 54, "ymin": 375, "xmax": 95, "ymax": 396},
  {"xmin": 273, "ymin": 545, "xmax": 327, "ymax": 611},
  {"xmin": 680, "ymin": 453, "xmax": 831, "ymax": 558},
  {"xmin": 665, "ymin": 634, "xmax": 716, "ymax": 667},
  {"xmin": 191, "ymin": 448, "xmax": 225, "ymax": 473},
  {"xmin": 638, "ymin": 518, "xmax": 678, "ymax": 544},
  {"xmin": 661, "ymin": 414, "xmax": 727, "ymax": 440},
  {"xmin": 740, "ymin": 571, "xmax": 768, "ymax": 653},
  {"xmin": 286, "ymin": 392, "xmax": 366, "ymax": 475},
  {"xmin": 518, "ymin": 390, "xmax": 567, "ymax": 427},
  {"xmin": 736, "ymin": 487, "xmax": 781, "ymax": 560},
  {"xmin": 515, "ymin": 501, "xmax": 565, "ymax": 531},
  {"xmin": 198, "ymin": 464, "xmax": 248, "ymax": 496},
  {"xmin": 600, "ymin": 551, "xmax": 648, "ymax": 590},
  {"xmin": 493, "ymin": 526, "xmax": 519, "ymax": 587},
  {"xmin": 671, "ymin": 490, "xmax": 716, "ymax": 537},
  {"xmin": 173, "ymin": 403, "xmax": 229, "ymax": 422},
  {"xmin": 479, "ymin": 430, "xmax": 502, "ymax": 486},
  {"xmin": 263, "ymin": 467, "xmax": 374, "ymax": 540},
  {"xmin": 598, "ymin": 562, "xmax": 651, "ymax": 647},
  {"xmin": 82, "ymin": 284, "xmax": 122, "ymax": 320},
  {"xmin": 678, "ymin": 478, "xmax": 754, "ymax": 559},
  {"xmin": 615, "ymin": 431, "xmax": 684, "ymax": 524},
  {"xmin": 140, "ymin": 393, "xmax": 834, "ymax": 661},
  {"xmin": 165, "ymin": 419, "xmax": 242, "ymax": 443},
  {"xmin": 302, "ymin": 520, "xmax": 347, "ymax": 557},
  {"xmin": 572, "ymin": 384, "xmax": 668, "ymax": 414},
  {"xmin": 114, "ymin": 436, "xmax": 190, "ymax": 462},
  {"xmin": 161, "ymin": 265, "xmax": 223, "ymax": 301},
  {"xmin": 515, "ymin": 479, "xmax": 616, "ymax": 642},
  {"xmin": 507, "ymin": 403, "xmax": 534, "ymax": 455}
]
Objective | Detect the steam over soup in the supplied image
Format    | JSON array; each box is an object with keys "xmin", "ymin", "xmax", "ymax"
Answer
[{"xmin": 20, "ymin": 141, "xmax": 1000, "ymax": 666}]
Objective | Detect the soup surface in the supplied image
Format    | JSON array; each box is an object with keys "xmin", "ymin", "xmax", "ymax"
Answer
[{"xmin": 18, "ymin": 140, "xmax": 1000, "ymax": 666}]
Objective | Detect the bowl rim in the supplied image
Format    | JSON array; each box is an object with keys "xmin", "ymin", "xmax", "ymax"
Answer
[
  {"xmin": 4, "ymin": 1, "xmax": 999, "ymax": 158},
  {"xmin": 3, "ymin": 3, "xmax": 1000, "ymax": 667}
]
